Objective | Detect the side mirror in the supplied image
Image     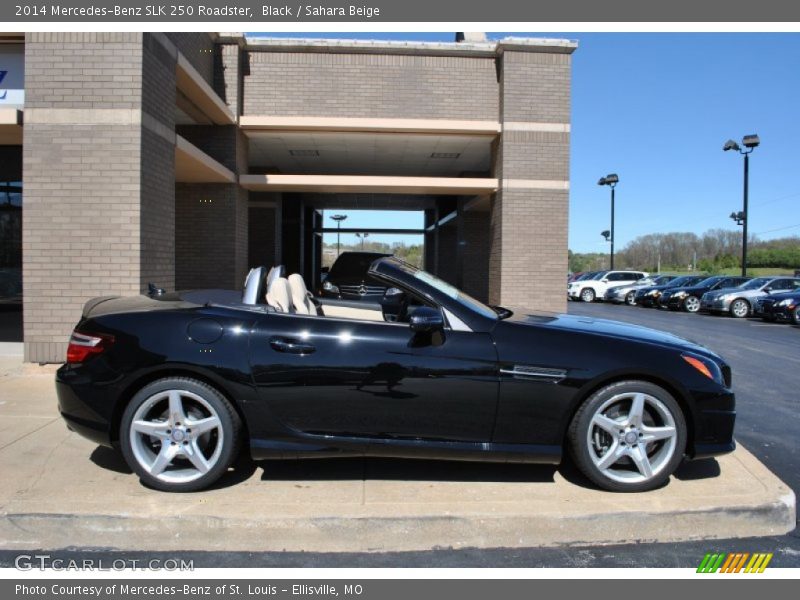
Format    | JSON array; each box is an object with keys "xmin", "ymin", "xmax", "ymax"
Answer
[
  {"xmin": 409, "ymin": 307, "xmax": 444, "ymax": 333},
  {"xmin": 764, "ymin": 287, "xmax": 772, "ymax": 293}
]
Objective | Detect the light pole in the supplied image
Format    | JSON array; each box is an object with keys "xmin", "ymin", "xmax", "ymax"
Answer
[
  {"xmin": 331, "ymin": 214, "xmax": 347, "ymax": 257},
  {"xmin": 598, "ymin": 174, "xmax": 619, "ymax": 269},
  {"xmin": 724, "ymin": 134, "xmax": 759, "ymax": 277},
  {"xmin": 355, "ymin": 232, "xmax": 370, "ymax": 250}
]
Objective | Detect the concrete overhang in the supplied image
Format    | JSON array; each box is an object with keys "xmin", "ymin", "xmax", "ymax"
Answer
[
  {"xmin": 240, "ymin": 174, "xmax": 498, "ymax": 196},
  {"xmin": 240, "ymin": 116, "xmax": 500, "ymax": 136},
  {"xmin": 175, "ymin": 53, "xmax": 236, "ymax": 126},
  {"xmin": 242, "ymin": 35, "xmax": 577, "ymax": 57},
  {"xmin": 0, "ymin": 109, "xmax": 23, "ymax": 145},
  {"xmin": 175, "ymin": 135, "xmax": 236, "ymax": 183}
]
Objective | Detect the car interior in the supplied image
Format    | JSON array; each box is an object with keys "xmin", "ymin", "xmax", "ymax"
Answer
[{"xmin": 242, "ymin": 265, "xmax": 428, "ymax": 324}]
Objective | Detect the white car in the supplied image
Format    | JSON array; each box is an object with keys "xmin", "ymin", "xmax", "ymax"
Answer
[{"xmin": 568, "ymin": 270, "xmax": 649, "ymax": 302}]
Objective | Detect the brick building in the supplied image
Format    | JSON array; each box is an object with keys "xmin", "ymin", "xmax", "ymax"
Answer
[{"xmin": 0, "ymin": 32, "xmax": 576, "ymax": 363}]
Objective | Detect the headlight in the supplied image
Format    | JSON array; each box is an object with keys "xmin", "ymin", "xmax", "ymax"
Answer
[
  {"xmin": 718, "ymin": 294, "xmax": 732, "ymax": 301},
  {"xmin": 322, "ymin": 281, "xmax": 339, "ymax": 294},
  {"xmin": 778, "ymin": 298, "xmax": 795, "ymax": 307},
  {"xmin": 674, "ymin": 291, "xmax": 688, "ymax": 298}
]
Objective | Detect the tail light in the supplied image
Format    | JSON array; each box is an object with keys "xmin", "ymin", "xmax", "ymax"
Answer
[{"xmin": 66, "ymin": 331, "xmax": 115, "ymax": 364}]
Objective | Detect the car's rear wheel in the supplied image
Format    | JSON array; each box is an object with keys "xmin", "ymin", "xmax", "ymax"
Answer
[
  {"xmin": 683, "ymin": 296, "xmax": 701, "ymax": 313},
  {"xmin": 625, "ymin": 291, "xmax": 636, "ymax": 306},
  {"xmin": 120, "ymin": 377, "xmax": 241, "ymax": 492},
  {"xmin": 580, "ymin": 288, "xmax": 596, "ymax": 302},
  {"xmin": 568, "ymin": 381, "xmax": 687, "ymax": 492},
  {"xmin": 730, "ymin": 299, "xmax": 750, "ymax": 318}
]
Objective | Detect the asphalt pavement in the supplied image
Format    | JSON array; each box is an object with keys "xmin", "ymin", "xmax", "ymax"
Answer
[{"xmin": 1, "ymin": 301, "xmax": 798, "ymax": 568}]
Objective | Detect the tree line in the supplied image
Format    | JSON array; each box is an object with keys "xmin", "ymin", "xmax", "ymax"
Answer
[{"xmin": 569, "ymin": 230, "xmax": 800, "ymax": 273}]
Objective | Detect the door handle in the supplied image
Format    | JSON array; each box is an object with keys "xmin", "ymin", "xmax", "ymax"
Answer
[{"xmin": 269, "ymin": 337, "xmax": 316, "ymax": 355}]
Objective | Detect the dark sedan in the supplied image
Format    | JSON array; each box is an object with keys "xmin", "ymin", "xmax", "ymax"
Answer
[
  {"xmin": 56, "ymin": 257, "xmax": 735, "ymax": 493},
  {"xmin": 660, "ymin": 276, "xmax": 751, "ymax": 313},
  {"xmin": 754, "ymin": 290, "xmax": 800, "ymax": 324},
  {"xmin": 634, "ymin": 275, "xmax": 707, "ymax": 308},
  {"xmin": 319, "ymin": 251, "xmax": 391, "ymax": 300}
]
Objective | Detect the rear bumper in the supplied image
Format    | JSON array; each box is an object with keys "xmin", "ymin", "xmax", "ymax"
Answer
[{"xmin": 56, "ymin": 366, "xmax": 114, "ymax": 447}]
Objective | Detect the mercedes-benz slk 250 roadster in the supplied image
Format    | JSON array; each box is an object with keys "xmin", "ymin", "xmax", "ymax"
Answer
[{"xmin": 56, "ymin": 258, "xmax": 735, "ymax": 493}]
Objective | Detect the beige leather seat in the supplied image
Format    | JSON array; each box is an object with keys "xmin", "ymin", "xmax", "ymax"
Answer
[
  {"xmin": 266, "ymin": 277, "xmax": 292, "ymax": 313},
  {"xmin": 288, "ymin": 273, "xmax": 318, "ymax": 315}
]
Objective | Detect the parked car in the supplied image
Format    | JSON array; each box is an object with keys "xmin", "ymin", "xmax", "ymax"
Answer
[
  {"xmin": 56, "ymin": 257, "xmax": 734, "ymax": 493},
  {"xmin": 319, "ymin": 251, "xmax": 391, "ymax": 300},
  {"xmin": 701, "ymin": 276, "xmax": 800, "ymax": 318},
  {"xmin": 659, "ymin": 276, "xmax": 751, "ymax": 313},
  {"xmin": 754, "ymin": 289, "xmax": 800, "ymax": 323},
  {"xmin": 634, "ymin": 275, "xmax": 707, "ymax": 308},
  {"xmin": 567, "ymin": 270, "xmax": 648, "ymax": 303},
  {"xmin": 605, "ymin": 275, "xmax": 677, "ymax": 306}
]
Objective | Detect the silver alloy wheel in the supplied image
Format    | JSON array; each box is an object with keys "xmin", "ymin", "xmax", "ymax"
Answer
[
  {"xmin": 683, "ymin": 296, "xmax": 701, "ymax": 313},
  {"xmin": 794, "ymin": 307, "xmax": 800, "ymax": 325},
  {"xmin": 129, "ymin": 389, "xmax": 224, "ymax": 484},
  {"xmin": 586, "ymin": 392, "xmax": 678, "ymax": 484},
  {"xmin": 625, "ymin": 291, "xmax": 636, "ymax": 306},
  {"xmin": 580, "ymin": 288, "xmax": 595, "ymax": 302},
  {"xmin": 731, "ymin": 299, "xmax": 749, "ymax": 318}
]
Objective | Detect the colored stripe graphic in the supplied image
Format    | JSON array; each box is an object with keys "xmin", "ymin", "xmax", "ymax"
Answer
[{"xmin": 697, "ymin": 552, "xmax": 772, "ymax": 573}]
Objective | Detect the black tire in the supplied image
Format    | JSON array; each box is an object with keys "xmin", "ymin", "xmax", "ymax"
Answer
[
  {"xmin": 793, "ymin": 307, "xmax": 800, "ymax": 326},
  {"xmin": 729, "ymin": 298, "xmax": 750, "ymax": 318},
  {"xmin": 625, "ymin": 291, "xmax": 636, "ymax": 306},
  {"xmin": 120, "ymin": 377, "xmax": 242, "ymax": 492},
  {"xmin": 580, "ymin": 288, "xmax": 596, "ymax": 303},
  {"xmin": 568, "ymin": 380, "xmax": 687, "ymax": 493}
]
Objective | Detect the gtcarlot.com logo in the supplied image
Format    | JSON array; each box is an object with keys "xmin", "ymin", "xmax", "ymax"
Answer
[
  {"xmin": 14, "ymin": 554, "xmax": 194, "ymax": 571},
  {"xmin": 697, "ymin": 552, "xmax": 773, "ymax": 573}
]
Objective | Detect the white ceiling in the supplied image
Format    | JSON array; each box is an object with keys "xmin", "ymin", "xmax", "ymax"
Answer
[{"xmin": 246, "ymin": 131, "xmax": 492, "ymax": 176}]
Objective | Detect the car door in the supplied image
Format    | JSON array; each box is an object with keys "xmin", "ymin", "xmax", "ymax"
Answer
[{"xmin": 248, "ymin": 310, "xmax": 499, "ymax": 443}]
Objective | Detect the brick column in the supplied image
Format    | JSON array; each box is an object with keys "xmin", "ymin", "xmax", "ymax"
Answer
[
  {"xmin": 489, "ymin": 46, "xmax": 573, "ymax": 312},
  {"xmin": 22, "ymin": 33, "xmax": 177, "ymax": 363}
]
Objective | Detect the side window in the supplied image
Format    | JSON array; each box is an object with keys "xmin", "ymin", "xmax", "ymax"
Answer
[
  {"xmin": 771, "ymin": 279, "xmax": 789, "ymax": 290},
  {"xmin": 792, "ymin": 279, "xmax": 800, "ymax": 289},
  {"xmin": 717, "ymin": 279, "xmax": 731, "ymax": 289}
]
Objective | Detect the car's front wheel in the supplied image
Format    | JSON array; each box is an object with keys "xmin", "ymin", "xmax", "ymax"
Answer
[
  {"xmin": 120, "ymin": 377, "xmax": 241, "ymax": 492},
  {"xmin": 682, "ymin": 296, "xmax": 701, "ymax": 313},
  {"xmin": 730, "ymin": 299, "xmax": 750, "ymax": 318},
  {"xmin": 580, "ymin": 288, "xmax": 596, "ymax": 302},
  {"xmin": 568, "ymin": 381, "xmax": 687, "ymax": 492},
  {"xmin": 625, "ymin": 291, "xmax": 637, "ymax": 306}
]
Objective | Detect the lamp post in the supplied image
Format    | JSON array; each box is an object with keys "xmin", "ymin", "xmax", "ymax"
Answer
[
  {"xmin": 355, "ymin": 232, "xmax": 370, "ymax": 250},
  {"xmin": 598, "ymin": 174, "xmax": 619, "ymax": 269},
  {"xmin": 331, "ymin": 214, "xmax": 347, "ymax": 257},
  {"xmin": 723, "ymin": 134, "xmax": 759, "ymax": 277}
]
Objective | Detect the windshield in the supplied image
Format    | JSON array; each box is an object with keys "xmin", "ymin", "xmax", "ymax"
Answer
[
  {"xmin": 666, "ymin": 275, "xmax": 703, "ymax": 288},
  {"xmin": 412, "ymin": 270, "xmax": 499, "ymax": 320},
  {"xmin": 694, "ymin": 276, "xmax": 722, "ymax": 287},
  {"xmin": 741, "ymin": 277, "xmax": 771, "ymax": 290},
  {"xmin": 329, "ymin": 253, "xmax": 390, "ymax": 278},
  {"xmin": 590, "ymin": 271, "xmax": 608, "ymax": 280},
  {"xmin": 653, "ymin": 275, "xmax": 674, "ymax": 285}
]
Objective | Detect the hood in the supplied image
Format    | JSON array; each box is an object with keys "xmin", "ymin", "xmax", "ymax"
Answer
[
  {"xmin": 667, "ymin": 285, "xmax": 709, "ymax": 295},
  {"xmin": 705, "ymin": 287, "xmax": 761, "ymax": 300},
  {"xmin": 501, "ymin": 309, "xmax": 717, "ymax": 357}
]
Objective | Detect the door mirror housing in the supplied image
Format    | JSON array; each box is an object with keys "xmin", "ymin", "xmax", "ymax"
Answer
[{"xmin": 409, "ymin": 307, "xmax": 444, "ymax": 333}]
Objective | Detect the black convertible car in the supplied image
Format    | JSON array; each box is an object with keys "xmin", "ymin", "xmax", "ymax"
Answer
[{"xmin": 56, "ymin": 257, "xmax": 735, "ymax": 493}]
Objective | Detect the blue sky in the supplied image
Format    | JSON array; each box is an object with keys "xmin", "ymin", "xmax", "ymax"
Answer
[{"xmin": 252, "ymin": 32, "xmax": 800, "ymax": 252}]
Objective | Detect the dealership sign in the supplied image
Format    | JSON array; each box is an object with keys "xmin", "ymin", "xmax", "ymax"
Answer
[{"xmin": 0, "ymin": 45, "xmax": 24, "ymax": 107}]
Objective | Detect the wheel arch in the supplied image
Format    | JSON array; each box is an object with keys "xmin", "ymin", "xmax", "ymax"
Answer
[
  {"xmin": 110, "ymin": 365, "xmax": 251, "ymax": 446},
  {"xmin": 560, "ymin": 371, "xmax": 697, "ymax": 456}
]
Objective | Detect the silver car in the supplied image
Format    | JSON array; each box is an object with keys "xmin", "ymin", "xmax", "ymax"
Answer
[
  {"xmin": 604, "ymin": 275, "xmax": 675, "ymax": 305},
  {"xmin": 700, "ymin": 276, "xmax": 800, "ymax": 318}
]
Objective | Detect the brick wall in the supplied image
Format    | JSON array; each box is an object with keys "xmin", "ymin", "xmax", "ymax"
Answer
[
  {"xmin": 175, "ymin": 183, "xmax": 248, "ymax": 291},
  {"xmin": 461, "ymin": 211, "xmax": 490, "ymax": 302},
  {"xmin": 166, "ymin": 32, "xmax": 215, "ymax": 86},
  {"xmin": 489, "ymin": 49, "xmax": 572, "ymax": 312},
  {"xmin": 243, "ymin": 51, "xmax": 498, "ymax": 119},
  {"xmin": 215, "ymin": 43, "xmax": 242, "ymax": 116},
  {"xmin": 22, "ymin": 32, "xmax": 178, "ymax": 363}
]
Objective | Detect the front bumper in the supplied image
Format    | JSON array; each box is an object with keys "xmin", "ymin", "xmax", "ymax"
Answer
[
  {"xmin": 758, "ymin": 303, "xmax": 796, "ymax": 321},
  {"xmin": 700, "ymin": 297, "xmax": 731, "ymax": 312},
  {"xmin": 690, "ymin": 389, "xmax": 737, "ymax": 460}
]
